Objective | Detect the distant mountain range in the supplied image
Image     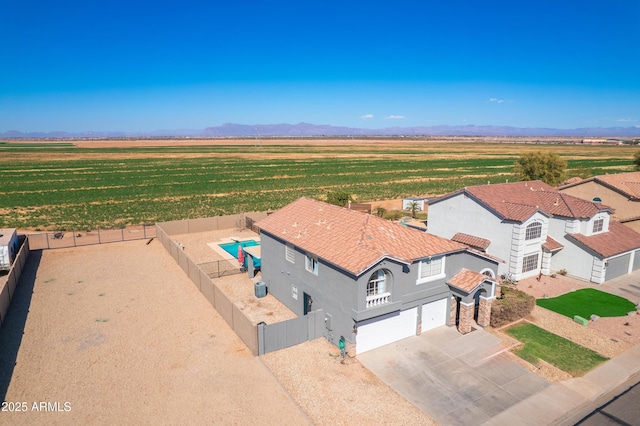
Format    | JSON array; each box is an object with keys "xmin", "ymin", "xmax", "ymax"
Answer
[{"xmin": 3, "ymin": 123, "xmax": 640, "ymax": 138}]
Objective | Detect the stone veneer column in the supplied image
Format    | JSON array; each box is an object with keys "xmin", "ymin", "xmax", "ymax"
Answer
[
  {"xmin": 458, "ymin": 302, "xmax": 474, "ymax": 334},
  {"xmin": 449, "ymin": 296, "xmax": 458, "ymax": 326},
  {"xmin": 477, "ymin": 297, "xmax": 492, "ymax": 328}
]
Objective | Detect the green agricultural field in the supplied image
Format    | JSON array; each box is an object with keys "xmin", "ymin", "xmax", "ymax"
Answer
[{"xmin": 0, "ymin": 139, "xmax": 636, "ymax": 230}]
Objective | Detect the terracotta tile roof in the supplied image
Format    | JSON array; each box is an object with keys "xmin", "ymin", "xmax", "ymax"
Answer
[
  {"xmin": 451, "ymin": 233, "xmax": 491, "ymax": 251},
  {"xmin": 560, "ymin": 172, "xmax": 640, "ymax": 200},
  {"xmin": 447, "ymin": 268, "xmax": 492, "ymax": 292},
  {"xmin": 459, "ymin": 180, "xmax": 611, "ymax": 222},
  {"xmin": 567, "ymin": 221, "xmax": 640, "ymax": 258},
  {"xmin": 256, "ymin": 197, "xmax": 467, "ymax": 275},
  {"xmin": 542, "ymin": 236, "xmax": 564, "ymax": 252},
  {"xmin": 561, "ymin": 176, "xmax": 584, "ymax": 186}
]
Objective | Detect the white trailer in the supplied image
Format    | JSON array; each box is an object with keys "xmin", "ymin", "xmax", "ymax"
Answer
[{"xmin": 0, "ymin": 229, "xmax": 18, "ymax": 272}]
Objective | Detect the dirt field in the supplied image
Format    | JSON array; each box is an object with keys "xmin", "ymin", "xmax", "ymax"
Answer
[
  {"xmin": 0, "ymin": 239, "xmax": 437, "ymax": 425},
  {"xmin": 0, "ymin": 240, "xmax": 309, "ymax": 425}
]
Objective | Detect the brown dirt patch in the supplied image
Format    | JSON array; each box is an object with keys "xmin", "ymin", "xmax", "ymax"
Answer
[
  {"xmin": 261, "ymin": 339, "xmax": 436, "ymax": 425},
  {"xmin": 1, "ymin": 240, "xmax": 308, "ymax": 425}
]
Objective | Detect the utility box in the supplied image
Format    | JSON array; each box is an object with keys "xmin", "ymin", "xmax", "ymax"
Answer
[
  {"xmin": 0, "ymin": 228, "xmax": 18, "ymax": 272},
  {"xmin": 254, "ymin": 281, "xmax": 267, "ymax": 298},
  {"xmin": 573, "ymin": 315, "xmax": 588, "ymax": 326}
]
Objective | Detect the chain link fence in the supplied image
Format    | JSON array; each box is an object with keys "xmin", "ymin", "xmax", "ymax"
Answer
[{"xmin": 27, "ymin": 224, "xmax": 156, "ymax": 250}]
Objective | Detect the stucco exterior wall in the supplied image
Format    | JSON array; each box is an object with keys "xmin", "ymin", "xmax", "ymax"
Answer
[
  {"xmin": 429, "ymin": 194, "xmax": 514, "ymax": 275},
  {"xmin": 560, "ymin": 181, "xmax": 639, "ymax": 222},
  {"xmin": 259, "ymin": 231, "xmax": 358, "ymax": 346}
]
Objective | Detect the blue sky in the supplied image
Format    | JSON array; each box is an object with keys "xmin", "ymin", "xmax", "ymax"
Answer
[{"xmin": 1, "ymin": 1, "xmax": 639, "ymax": 132}]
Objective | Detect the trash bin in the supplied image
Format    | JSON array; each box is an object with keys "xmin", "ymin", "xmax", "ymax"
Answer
[{"xmin": 255, "ymin": 281, "xmax": 267, "ymax": 298}]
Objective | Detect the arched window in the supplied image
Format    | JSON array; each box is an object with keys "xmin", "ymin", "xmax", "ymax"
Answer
[
  {"xmin": 525, "ymin": 221, "xmax": 542, "ymax": 240},
  {"xmin": 481, "ymin": 268, "xmax": 495, "ymax": 279},
  {"xmin": 366, "ymin": 269, "xmax": 391, "ymax": 308},
  {"xmin": 367, "ymin": 269, "xmax": 389, "ymax": 296}
]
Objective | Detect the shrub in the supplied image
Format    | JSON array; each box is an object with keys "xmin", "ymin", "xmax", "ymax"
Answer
[
  {"xmin": 326, "ymin": 191, "xmax": 352, "ymax": 207},
  {"xmin": 490, "ymin": 286, "xmax": 535, "ymax": 328}
]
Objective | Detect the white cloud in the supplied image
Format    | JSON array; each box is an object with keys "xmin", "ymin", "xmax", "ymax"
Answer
[
  {"xmin": 385, "ymin": 115, "xmax": 406, "ymax": 119},
  {"xmin": 488, "ymin": 98, "xmax": 505, "ymax": 104},
  {"xmin": 617, "ymin": 118, "xmax": 636, "ymax": 123},
  {"xmin": 361, "ymin": 114, "xmax": 374, "ymax": 119}
]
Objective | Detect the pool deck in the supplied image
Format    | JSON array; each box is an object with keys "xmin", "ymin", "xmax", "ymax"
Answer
[{"xmin": 171, "ymin": 229, "xmax": 295, "ymax": 324}]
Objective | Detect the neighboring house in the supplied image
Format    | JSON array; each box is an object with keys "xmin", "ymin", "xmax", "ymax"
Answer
[
  {"xmin": 559, "ymin": 171, "xmax": 640, "ymax": 233},
  {"xmin": 402, "ymin": 197, "xmax": 426, "ymax": 211},
  {"xmin": 428, "ymin": 180, "xmax": 640, "ymax": 284},
  {"xmin": 256, "ymin": 197, "xmax": 501, "ymax": 354},
  {"xmin": 0, "ymin": 228, "xmax": 19, "ymax": 272}
]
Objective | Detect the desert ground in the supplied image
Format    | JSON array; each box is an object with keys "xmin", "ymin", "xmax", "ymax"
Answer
[{"xmin": 0, "ymin": 239, "xmax": 434, "ymax": 425}]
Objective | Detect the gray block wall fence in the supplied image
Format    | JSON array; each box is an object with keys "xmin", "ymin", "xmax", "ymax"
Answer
[{"xmin": 156, "ymin": 213, "xmax": 323, "ymax": 356}]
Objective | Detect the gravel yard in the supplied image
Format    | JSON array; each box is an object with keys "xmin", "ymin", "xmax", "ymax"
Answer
[
  {"xmin": 0, "ymin": 240, "xmax": 308, "ymax": 425},
  {"xmin": 260, "ymin": 339, "xmax": 436, "ymax": 426}
]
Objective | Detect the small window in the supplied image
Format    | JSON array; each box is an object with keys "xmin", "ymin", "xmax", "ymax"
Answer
[
  {"xmin": 593, "ymin": 218, "xmax": 604, "ymax": 233},
  {"xmin": 305, "ymin": 255, "xmax": 318, "ymax": 275},
  {"xmin": 285, "ymin": 244, "xmax": 295, "ymax": 263},
  {"xmin": 522, "ymin": 253, "xmax": 539, "ymax": 273},
  {"xmin": 419, "ymin": 256, "xmax": 444, "ymax": 280},
  {"xmin": 291, "ymin": 285, "xmax": 298, "ymax": 300},
  {"xmin": 525, "ymin": 222, "xmax": 542, "ymax": 240}
]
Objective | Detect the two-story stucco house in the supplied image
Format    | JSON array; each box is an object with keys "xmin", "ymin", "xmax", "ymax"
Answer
[
  {"xmin": 559, "ymin": 171, "xmax": 640, "ymax": 233},
  {"xmin": 428, "ymin": 180, "xmax": 640, "ymax": 284},
  {"xmin": 256, "ymin": 197, "xmax": 501, "ymax": 354}
]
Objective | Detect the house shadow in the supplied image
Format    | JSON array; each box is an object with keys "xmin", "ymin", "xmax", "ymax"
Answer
[{"xmin": 0, "ymin": 249, "xmax": 41, "ymax": 402}]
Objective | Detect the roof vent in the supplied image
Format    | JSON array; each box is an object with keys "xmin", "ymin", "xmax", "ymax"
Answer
[
  {"xmin": 292, "ymin": 222, "xmax": 297, "ymax": 227},
  {"xmin": 554, "ymin": 198, "xmax": 559, "ymax": 206}
]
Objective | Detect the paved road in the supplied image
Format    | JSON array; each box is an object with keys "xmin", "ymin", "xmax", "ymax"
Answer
[{"xmin": 561, "ymin": 373, "xmax": 640, "ymax": 425}]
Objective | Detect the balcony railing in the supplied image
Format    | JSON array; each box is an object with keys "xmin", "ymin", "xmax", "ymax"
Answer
[{"xmin": 366, "ymin": 292, "xmax": 391, "ymax": 308}]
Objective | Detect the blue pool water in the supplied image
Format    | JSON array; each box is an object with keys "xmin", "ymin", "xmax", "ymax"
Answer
[{"xmin": 218, "ymin": 240, "xmax": 260, "ymax": 268}]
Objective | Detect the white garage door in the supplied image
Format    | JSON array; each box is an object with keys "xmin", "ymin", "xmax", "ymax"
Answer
[
  {"xmin": 356, "ymin": 307, "xmax": 417, "ymax": 354},
  {"xmin": 422, "ymin": 298, "xmax": 448, "ymax": 332}
]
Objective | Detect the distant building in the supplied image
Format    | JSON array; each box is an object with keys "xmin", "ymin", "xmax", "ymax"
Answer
[
  {"xmin": 559, "ymin": 171, "xmax": 640, "ymax": 232},
  {"xmin": 581, "ymin": 139, "xmax": 623, "ymax": 145}
]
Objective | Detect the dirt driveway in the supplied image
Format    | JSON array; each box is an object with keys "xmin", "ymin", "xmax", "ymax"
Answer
[{"xmin": 0, "ymin": 240, "xmax": 308, "ymax": 425}]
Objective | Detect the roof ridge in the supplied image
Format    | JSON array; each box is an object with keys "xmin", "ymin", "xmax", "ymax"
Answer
[{"xmin": 357, "ymin": 212, "xmax": 371, "ymax": 247}]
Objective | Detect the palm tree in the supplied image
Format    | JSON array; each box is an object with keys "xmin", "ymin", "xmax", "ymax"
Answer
[{"xmin": 406, "ymin": 201, "xmax": 420, "ymax": 218}]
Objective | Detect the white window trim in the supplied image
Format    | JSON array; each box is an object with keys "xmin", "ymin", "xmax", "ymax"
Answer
[
  {"xmin": 522, "ymin": 252, "xmax": 539, "ymax": 273},
  {"xmin": 525, "ymin": 221, "xmax": 542, "ymax": 241},
  {"xmin": 416, "ymin": 256, "xmax": 446, "ymax": 285},
  {"xmin": 592, "ymin": 218, "xmax": 604, "ymax": 234},
  {"xmin": 305, "ymin": 254, "xmax": 318, "ymax": 275}
]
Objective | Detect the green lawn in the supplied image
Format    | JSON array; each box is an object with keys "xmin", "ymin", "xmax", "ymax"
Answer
[
  {"xmin": 505, "ymin": 323, "xmax": 608, "ymax": 376},
  {"xmin": 537, "ymin": 288, "xmax": 636, "ymax": 318}
]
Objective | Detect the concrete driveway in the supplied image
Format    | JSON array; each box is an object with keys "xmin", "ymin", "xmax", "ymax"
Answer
[
  {"xmin": 602, "ymin": 268, "xmax": 640, "ymax": 304},
  {"xmin": 358, "ymin": 326, "xmax": 549, "ymax": 425}
]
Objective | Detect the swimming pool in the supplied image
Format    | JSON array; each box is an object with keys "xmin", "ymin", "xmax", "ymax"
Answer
[{"xmin": 218, "ymin": 240, "xmax": 260, "ymax": 268}]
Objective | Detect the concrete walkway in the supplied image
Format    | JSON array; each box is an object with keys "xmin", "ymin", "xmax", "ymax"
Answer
[
  {"xmin": 358, "ymin": 326, "xmax": 549, "ymax": 425},
  {"xmin": 484, "ymin": 343, "xmax": 640, "ymax": 425}
]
